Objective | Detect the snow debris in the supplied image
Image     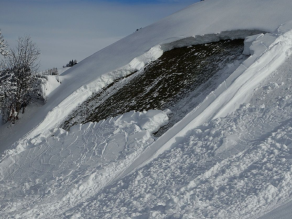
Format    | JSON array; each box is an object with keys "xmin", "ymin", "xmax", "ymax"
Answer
[
  {"xmin": 242, "ymin": 34, "xmax": 263, "ymax": 55},
  {"xmin": 0, "ymin": 110, "xmax": 168, "ymax": 218}
]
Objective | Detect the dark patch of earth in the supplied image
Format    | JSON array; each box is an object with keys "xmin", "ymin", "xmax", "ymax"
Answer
[{"xmin": 62, "ymin": 39, "xmax": 246, "ymax": 136}]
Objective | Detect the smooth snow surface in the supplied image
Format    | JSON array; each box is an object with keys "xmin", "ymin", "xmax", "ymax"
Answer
[
  {"xmin": 2, "ymin": 0, "xmax": 292, "ymax": 218},
  {"xmin": 259, "ymin": 200, "xmax": 292, "ymax": 219}
]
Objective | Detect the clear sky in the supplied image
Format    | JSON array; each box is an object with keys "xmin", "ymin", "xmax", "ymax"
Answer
[{"xmin": 0, "ymin": 0, "xmax": 199, "ymax": 71}]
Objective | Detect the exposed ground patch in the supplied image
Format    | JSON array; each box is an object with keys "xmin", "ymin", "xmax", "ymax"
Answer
[{"xmin": 62, "ymin": 39, "xmax": 246, "ymax": 135}]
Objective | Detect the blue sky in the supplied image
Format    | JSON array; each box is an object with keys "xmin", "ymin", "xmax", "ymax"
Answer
[{"xmin": 0, "ymin": 0, "xmax": 198, "ymax": 70}]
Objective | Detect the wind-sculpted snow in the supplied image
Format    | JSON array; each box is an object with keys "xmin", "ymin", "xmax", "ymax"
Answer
[{"xmin": 0, "ymin": 110, "xmax": 168, "ymax": 218}]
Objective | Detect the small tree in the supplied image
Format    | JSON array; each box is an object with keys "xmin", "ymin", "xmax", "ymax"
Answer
[
  {"xmin": 65, "ymin": 59, "xmax": 77, "ymax": 67},
  {"xmin": 1, "ymin": 37, "xmax": 40, "ymax": 123}
]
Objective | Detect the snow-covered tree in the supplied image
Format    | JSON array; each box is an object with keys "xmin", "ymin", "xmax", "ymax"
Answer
[
  {"xmin": 0, "ymin": 30, "xmax": 9, "ymax": 121},
  {"xmin": 0, "ymin": 30, "xmax": 9, "ymax": 57},
  {"xmin": 43, "ymin": 67, "xmax": 58, "ymax": 75},
  {"xmin": 65, "ymin": 59, "xmax": 77, "ymax": 67},
  {"xmin": 1, "ymin": 37, "xmax": 40, "ymax": 123}
]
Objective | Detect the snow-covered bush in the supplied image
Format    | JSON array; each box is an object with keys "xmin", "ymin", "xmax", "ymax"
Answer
[
  {"xmin": 30, "ymin": 75, "xmax": 47, "ymax": 102},
  {"xmin": 42, "ymin": 67, "xmax": 58, "ymax": 75}
]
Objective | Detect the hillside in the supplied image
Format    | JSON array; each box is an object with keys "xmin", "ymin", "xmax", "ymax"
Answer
[{"xmin": 2, "ymin": 0, "xmax": 292, "ymax": 218}]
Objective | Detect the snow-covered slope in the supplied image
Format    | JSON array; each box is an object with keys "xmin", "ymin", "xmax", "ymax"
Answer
[
  {"xmin": 2, "ymin": 0, "xmax": 292, "ymax": 218},
  {"xmin": 0, "ymin": 110, "xmax": 168, "ymax": 218},
  {"xmin": 2, "ymin": 0, "xmax": 292, "ymax": 154}
]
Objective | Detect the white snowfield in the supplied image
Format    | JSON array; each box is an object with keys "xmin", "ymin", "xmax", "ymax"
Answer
[{"xmin": 2, "ymin": 0, "xmax": 292, "ymax": 218}]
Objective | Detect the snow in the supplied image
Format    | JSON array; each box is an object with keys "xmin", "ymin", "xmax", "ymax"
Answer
[
  {"xmin": 0, "ymin": 110, "xmax": 168, "ymax": 218},
  {"xmin": 58, "ymin": 67, "xmax": 70, "ymax": 75},
  {"xmin": 55, "ymin": 53, "xmax": 292, "ymax": 218},
  {"xmin": 41, "ymin": 75, "xmax": 61, "ymax": 98},
  {"xmin": 3, "ymin": 0, "xmax": 292, "ymax": 155},
  {"xmin": 115, "ymin": 25, "xmax": 292, "ymax": 179},
  {"xmin": 2, "ymin": 0, "xmax": 292, "ymax": 218},
  {"xmin": 7, "ymin": 54, "xmax": 292, "ymax": 218},
  {"xmin": 259, "ymin": 200, "xmax": 292, "ymax": 219}
]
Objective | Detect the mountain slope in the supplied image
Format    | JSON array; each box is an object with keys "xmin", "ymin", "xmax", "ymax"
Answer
[
  {"xmin": 2, "ymin": 0, "xmax": 292, "ymax": 218},
  {"xmin": 2, "ymin": 0, "xmax": 292, "ymax": 154}
]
